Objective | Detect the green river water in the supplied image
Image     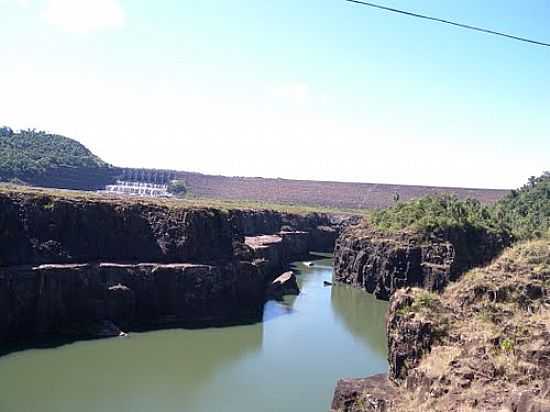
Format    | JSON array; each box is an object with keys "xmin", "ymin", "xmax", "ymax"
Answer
[{"xmin": 0, "ymin": 256, "xmax": 388, "ymax": 412}]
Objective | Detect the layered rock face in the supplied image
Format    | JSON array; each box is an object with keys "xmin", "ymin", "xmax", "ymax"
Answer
[
  {"xmin": 331, "ymin": 240, "xmax": 550, "ymax": 412},
  {"xmin": 231, "ymin": 209, "xmax": 346, "ymax": 253},
  {"xmin": 0, "ymin": 261, "xmax": 265, "ymax": 342},
  {"xmin": 333, "ymin": 223, "xmax": 509, "ymax": 300},
  {"xmin": 0, "ymin": 193, "xmax": 234, "ymax": 266},
  {"xmin": 0, "ymin": 189, "xmax": 349, "ymax": 344}
]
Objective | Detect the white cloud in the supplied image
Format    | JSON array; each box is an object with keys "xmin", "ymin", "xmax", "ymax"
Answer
[
  {"xmin": 42, "ymin": 0, "xmax": 126, "ymax": 33},
  {"xmin": 16, "ymin": 0, "xmax": 32, "ymax": 8}
]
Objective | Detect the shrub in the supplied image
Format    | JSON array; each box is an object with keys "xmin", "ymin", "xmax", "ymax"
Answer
[
  {"xmin": 167, "ymin": 179, "xmax": 188, "ymax": 197},
  {"xmin": 369, "ymin": 194, "xmax": 507, "ymax": 237},
  {"xmin": 495, "ymin": 172, "xmax": 550, "ymax": 240}
]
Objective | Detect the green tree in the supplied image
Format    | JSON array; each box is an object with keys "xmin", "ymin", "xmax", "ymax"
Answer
[{"xmin": 167, "ymin": 180, "xmax": 188, "ymax": 197}]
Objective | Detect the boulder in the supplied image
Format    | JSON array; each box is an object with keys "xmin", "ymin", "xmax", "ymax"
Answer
[
  {"xmin": 330, "ymin": 374, "xmax": 399, "ymax": 412},
  {"xmin": 267, "ymin": 271, "xmax": 300, "ymax": 300}
]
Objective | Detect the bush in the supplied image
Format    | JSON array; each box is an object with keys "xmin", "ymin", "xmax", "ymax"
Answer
[
  {"xmin": 167, "ymin": 180, "xmax": 188, "ymax": 197},
  {"xmin": 370, "ymin": 173, "xmax": 549, "ymax": 242},
  {"xmin": 369, "ymin": 194, "xmax": 506, "ymax": 237},
  {"xmin": 495, "ymin": 172, "xmax": 550, "ymax": 240},
  {"xmin": 0, "ymin": 126, "xmax": 13, "ymax": 137}
]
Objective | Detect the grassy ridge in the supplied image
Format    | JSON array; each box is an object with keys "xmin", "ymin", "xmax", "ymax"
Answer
[{"xmin": 391, "ymin": 239, "xmax": 550, "ymax": 411}]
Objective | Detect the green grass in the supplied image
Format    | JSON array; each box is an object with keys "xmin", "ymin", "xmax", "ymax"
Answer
[{"xmin": 500, "ymin": 337, "xmax": 514, "ymax": 354}]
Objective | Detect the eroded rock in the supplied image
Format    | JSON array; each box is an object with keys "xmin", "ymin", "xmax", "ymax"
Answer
[
  {"xmin": 333, "ymin": 223, "xmax": 509, "ymax": 300},
  {"xmin": 267, "ymin": 271, "xmax": 300, "ymax": 300},
  {"xmin": 330, "ymin": 374, "xmax": 399, "ymax": 412},
  {"xmin": 0, "ymin": 261, "xmax": 266, "ymax": 343}
]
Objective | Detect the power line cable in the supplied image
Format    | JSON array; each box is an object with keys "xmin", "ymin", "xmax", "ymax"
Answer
[{"xmin": 344, "ymin": 0, "xmax": 550, "ymax": 48}]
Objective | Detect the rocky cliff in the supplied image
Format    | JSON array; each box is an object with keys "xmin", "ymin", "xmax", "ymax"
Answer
[
  {"xmin": 331, "ymin": 240, "xmax": 550, "ymax": 412},
  {"xmin": 333, "ymin": 222, "xmax": 510, "ymax": 300},
  {"xmin": 0, "ymin": 261, "xmax": 265, "ymax": 342},
  {"xmin": 0, "ymin": 188, "xmax": 349, "ymax": 345}
]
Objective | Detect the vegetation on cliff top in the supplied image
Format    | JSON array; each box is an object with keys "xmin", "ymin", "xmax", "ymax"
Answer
[
  {"xmin": 369, "ymin": 172, "xmax": 549, "ymax": 241},
  {"xmin": 495, "ymin": 171, "xmax": 550, "ymax": 240},
  {"xmin": 0, "ymin": 127, "xmax": 110, "ymax": 182},
  {"xmin": 369, "ymin": 194, "xmax": 507, "ymax": 236}
]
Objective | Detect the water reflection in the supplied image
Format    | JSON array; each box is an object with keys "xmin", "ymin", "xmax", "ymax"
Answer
[
  {"xmin": 262, "ymin": 300, "xmax": 294, "ymax": 322},
  {"xmin": 0, "ymin": 256, "xmax": 388, "ymax": 412},
  {"xmin": 0, "ymin": 325, "xmax": 263, "ymax": 412},
  {"xmin": 331, "ymin": 284, "xmax": 388, "ymax": 357}
]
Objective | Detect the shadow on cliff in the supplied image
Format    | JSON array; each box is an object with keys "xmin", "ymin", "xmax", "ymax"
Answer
[
  {"xmin": 0, "ymin": 314, "xmax": 266, "ymax": 359},
  {"xmin": 0, "ymin": 324, "xmax": 264, "ymax": 410}
]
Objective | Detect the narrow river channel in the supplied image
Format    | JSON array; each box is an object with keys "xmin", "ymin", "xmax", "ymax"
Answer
[{"xmin": 0, "ymin": 255, "xmax": 388, "ymax": 412}]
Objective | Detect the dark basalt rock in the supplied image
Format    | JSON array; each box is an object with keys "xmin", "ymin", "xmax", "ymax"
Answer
[
  {"xmin": 0, "ymin": 192, "xmax": 235, "ymax": 266},
  {"xmin": 386, "ymin": 289, "xmax": 434, "ymax": 384},
  {"xmin": 333, "ymin": 223, "xmax": 509, "ymax": 300},
  {"xmin": 279, "ymin": 231, "xmax": 310, "ymax": 261},
  {"xmin": 0, "ymin": 190, "xmax": 350, "ymax": 345},
  {"xmin": 331, "ymin": 240, "xmax": 550, "ymax": 412},
  {"xmin": 266, "ymin": 271, "xmax": 300, "ymax": 300},
  {"xmin": 0, "ymin": 261, "xmax": 266, "ymax": 343},
  {"xmin": 330, "ymin": 374, "xmax": 399, "ymax": 412},
  {"xmin": 328, "ymin": 289, "xmax": 436, "ymax": 412},
  {"xmin": 508, "ymin": 382, "xmax": 550, "ymax": 412},
  {"xmin": 105, "ymin": 283, "xmax": 136, "ymax": 328},
  {"xmin": 0, "ymin": 191, "xmax": 353, "ymax": 268}
]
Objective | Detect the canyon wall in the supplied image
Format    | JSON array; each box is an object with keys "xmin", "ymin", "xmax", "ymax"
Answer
[
  {"xmin": 333, "ymin": 223, "xmax": 510, "ymax": 300},
  {"xmin": 331, "ymin": 240, "xmax": 550, "ymax": 411},
  {"xmin": 0, "ymin": 189, "xmax": 348, "ymax": 344}
]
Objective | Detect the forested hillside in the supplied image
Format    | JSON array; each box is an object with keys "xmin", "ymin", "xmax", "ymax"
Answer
[{"xmin": 0, "ymin": 127, "xmax": 118, "ymax": 190}]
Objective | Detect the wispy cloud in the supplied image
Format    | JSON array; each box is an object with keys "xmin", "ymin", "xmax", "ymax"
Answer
[
  {"xmin": 271, "ymin": 82, "xmax": 311, "ymax": 106},
  {"xmin": 41, "ymin": 0, "xmax": 126, "ymax": 33},
  {"xmin": 15, "ymin": 0, "xmax": 32, "ymax": 8}
]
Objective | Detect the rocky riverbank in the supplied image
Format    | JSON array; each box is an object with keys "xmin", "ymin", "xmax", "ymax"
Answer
[
  {"xmin": 0, "ymin": 187, "xmax": 351, "ymax": 345},
  {"xmin": 333, "ymin": 221, "xmax": 510, "ymax": 300},
  {"xmin": 331, "ymin": 239, "xmax": 550, "ymax": 412}
]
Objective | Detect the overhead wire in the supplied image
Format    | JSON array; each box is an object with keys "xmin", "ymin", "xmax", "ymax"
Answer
[{"xmin": 344, "ymin": 0, "xmax": 550, "ymax": 48}]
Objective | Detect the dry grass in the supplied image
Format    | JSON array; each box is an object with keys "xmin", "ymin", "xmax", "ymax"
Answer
[
  {"xmin": 387, "ymin": 239, "xmax": 550, "ymax": 412},
  {"xmin": 417, "ymin": 346, "xmax": 463, "ymax": 379}
]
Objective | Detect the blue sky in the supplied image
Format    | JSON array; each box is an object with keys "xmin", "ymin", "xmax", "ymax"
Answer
[{"xmin": 1, "ymin": 0, "xmax": 549, "ymax": 189}]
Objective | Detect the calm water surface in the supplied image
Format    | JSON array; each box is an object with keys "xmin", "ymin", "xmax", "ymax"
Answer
[{"xmin": 0, "ymin": 256, "xmax": 388, "ymax": 412}]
